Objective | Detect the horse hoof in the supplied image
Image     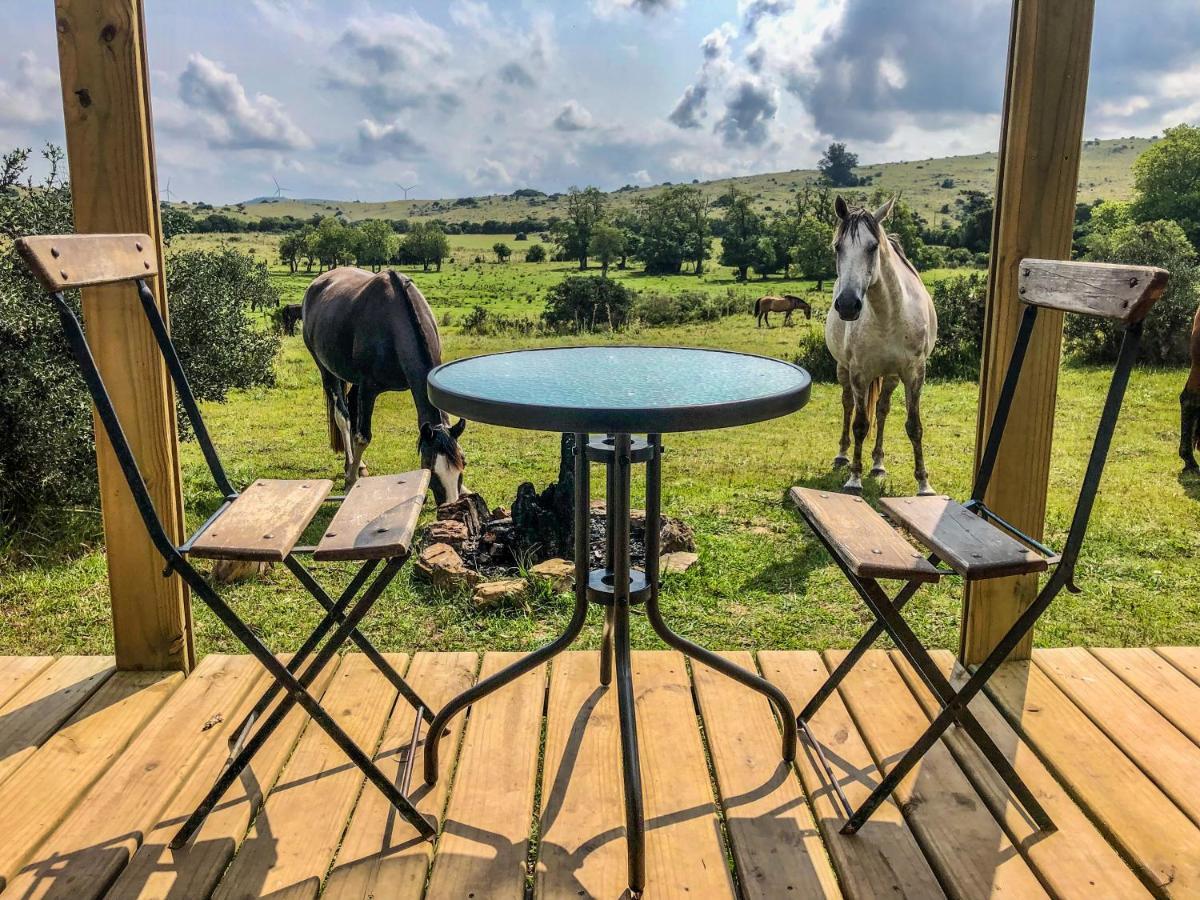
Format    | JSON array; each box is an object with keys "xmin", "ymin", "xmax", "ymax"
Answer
[
  {"xmin": 870, "ymin": 467, "xmax": 887, "ymax": 479},
  {"xmin": 916, "ymin": 483, "xmax": 936, "ymax": 496},
  {"xmin": 842, "ymin": 480, "xmax": 863, "ymax": 496},
  {"xmin": 832, "ymin": 456, "xmax": 849, "ymax": 470}
]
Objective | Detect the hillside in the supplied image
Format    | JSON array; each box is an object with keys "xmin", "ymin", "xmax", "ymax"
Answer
[{"xmin": 186, "ymin": 136, "xmax": 1152, "ymax": 228}]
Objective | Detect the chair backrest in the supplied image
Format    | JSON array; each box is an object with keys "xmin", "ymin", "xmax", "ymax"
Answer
[
  {"xmin": 17, "ymin": 233, "xmax": 234, "ymax": 560},
  {"xmin": 972, "ymin": 257, "xmax": 1169, "ymax": 575},
  {"xmin": 16, "ymin": 234, "xmax": 157, "ymax": 292}
]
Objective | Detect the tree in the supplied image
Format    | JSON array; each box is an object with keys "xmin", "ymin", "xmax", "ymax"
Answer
[
  {"xmin": 314, "ymin": 216, "xmax": 353, "ymax": 271},
  {"xmin": 402, "ymin": 222, "xmax": 450, "ymax": 271},
  {"xmin": 610, "ymin": 207, "xmax": 640, "ymax": 269},
  {"xmin": 493, "ymin": 241, "xmax": 512, "ymax": 263},
  {"xmin": 956, "ymin": 190, "xmax": 993, "ymax": 254},
  {"xmin": 542, "ymin": 276, "xmax": 634, "ymax": 332},
  {"xmin": 750, "ymin": 236, "xmax": 779, "ymax": 279},
  {"xmin": 278, "ymin": 230, "xmax": 303, "ymax": 273},
  {"xmin": 299, "ymin": 225, "xmax": 319, "ymax": 272},
  {"xmin": 160, "ymin": 205, "xmax": 193, "ymax": 245},
  {"xmin": 631, "ymin": 185, "xmax": 711, "ymax": 275},
  {"xmin": 564, "ymin": 185, "xmax": 606, "ymax": 269},
  {"xmin": 1131, "ymin": 123, "xmax": 1200, "ymax": 247},
  {"xmin": 356, "ymin": 219, "xmax": 399, "ymax": 271},
  {"xmin": 588, "ymin": 224, "xmax": 625, "ymax": 277},
  {"xmin": 675, "ymin": 185, "xmax": 712, "ymax": 274},
  {"xmin": 792, "ymin": 215, "xmax": 835, "ymax": 289},
  {"xmin": 818, "ymin": 142, "xmax": 859, "ymax": 187},
  {"xmin": 525, "ymin": 243, "xmax": 547, "ymax": 263},
  {"xmin": 718, "ymin": 189, "xmax": 764, "ymax": 281}
]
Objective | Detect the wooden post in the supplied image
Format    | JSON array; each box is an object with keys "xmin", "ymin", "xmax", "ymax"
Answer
[
  {"xmin": 54, "ymin": 0, "xmax": 192, "ymax": 671},
  {"xmin": 960, "ymin": 0, "xmax": 1095, "ymax": 665}
]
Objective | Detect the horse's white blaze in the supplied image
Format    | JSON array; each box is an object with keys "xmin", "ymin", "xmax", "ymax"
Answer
[{"xmin": 432, "ymin": 453, "xmax": 462, "ymax": 504}]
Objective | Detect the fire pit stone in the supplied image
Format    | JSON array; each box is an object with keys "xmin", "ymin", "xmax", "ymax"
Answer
[
  {"xmin": 415, "ymin": 542, "xmax": 482, "ymax": 591},
  {"xmin": 529, "ymin": 558, "xmax": 575, "ymax": 592},
  {"xmin": 473, "ymin": 578, "xmax": 527, "ymax": 609}
]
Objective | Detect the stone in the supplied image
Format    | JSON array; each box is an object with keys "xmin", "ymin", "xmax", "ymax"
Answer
[
  {"xmin": 437, "ymin": 492, "xmax": 490, "ymax": 536},
  {"xmin": 491, "ymin": 506, "xmax": 511, "ymax": 520},
  {"xmin": 660, "ymin": 551, "xmax": 699, "ymax": 575},
  {"xmin": 660, "ymin": 518, "xmax": 696, "ymax": 553},
  {"xmin": 472, "ymin": 578, "xmax": 528, "ymax": 608},
  {"xmin": 426, "ymin": 519, "xmax": 469, "ymax": 548},
  {"xmin": 529, "ymin": 558, "xmax": 575, "ymax": 592},
  {"xmin": 415, "ymin": 542, "xmax": 482, "ymax": 591},
  {"xmin": 211, "ymin": 559, "xmax": 271, "ymax": 584}
]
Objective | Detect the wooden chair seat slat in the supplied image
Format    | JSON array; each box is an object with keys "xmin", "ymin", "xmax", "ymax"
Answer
[
  {"xmin": 190, "ymin": 479, "xmax": 332, "ymax": 562},
  {"xmin": 789, "ymin": 488, "xmax": 940, "ymax": 583},
  {"xmin": 313, "ymin": 471, "xmax": 429, "ymax": 562},
  {"xmin": 879, "ymin": 496, "xmax": 1049, "ymax": 580}
]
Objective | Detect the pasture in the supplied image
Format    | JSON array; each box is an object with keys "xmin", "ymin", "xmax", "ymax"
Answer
[{"xmin": 2, "ymin": 233, "xmax": 1196, "ymax": 659}]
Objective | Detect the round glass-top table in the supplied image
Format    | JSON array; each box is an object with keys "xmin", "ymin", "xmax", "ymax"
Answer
[{"xmin": 423, "ymin": 346, "xmax": 810, "ymax": 897}]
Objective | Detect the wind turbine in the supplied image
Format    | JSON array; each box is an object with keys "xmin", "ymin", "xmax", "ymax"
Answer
[
  {"xmin": 272, "ymin": 176, "xmax": 292, "ymax": 199},
  {"xmin": 396, "ymin": 182, "xmax": 418, "ymax": 200},
  {"xmin": 161, "ymin": 178, "xmax": 175, "ymax": 203}
]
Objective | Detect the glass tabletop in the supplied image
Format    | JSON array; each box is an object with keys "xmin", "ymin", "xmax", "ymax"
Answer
[{"xmin": 427, "ymin": 346, "xmax": 810, "ymax": 434}]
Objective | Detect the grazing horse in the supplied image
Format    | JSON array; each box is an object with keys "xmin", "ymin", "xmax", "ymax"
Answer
[
  {"xmin": 755, "ymin": 294, "xmax": 812, "ymax": 328},
  {"xmin": 302, "ymin": 267, "xmax": 466, "ymax": 503},
  {"xmin": 280, "ymin": 303, "xmax": 303, "ymax": 336},
  {"xmin": 825, "ymin": 196, "xmax": 937, "ymax": 495},
  {"xmin": 1181, "ymin": 303, "xmax": 1200, "ymax": 474}
]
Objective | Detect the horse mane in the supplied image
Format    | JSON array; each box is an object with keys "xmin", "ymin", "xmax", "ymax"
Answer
[
  {"xmin": 835, "ymin": 206, "xmax": 920, "ymax": 278},
  {"xmin": 426, "ymin": 423, "xmax": 465, "ymax": 467}
]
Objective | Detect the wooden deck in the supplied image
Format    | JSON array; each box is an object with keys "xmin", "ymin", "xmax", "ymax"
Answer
[{"xmin": 0, "ymin": 648, "xmax": 1198, "ymax": 898}]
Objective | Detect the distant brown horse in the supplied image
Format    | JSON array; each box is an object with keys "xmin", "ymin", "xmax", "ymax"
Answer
[
  {"xmin": 1181, "ymin": 304, "xmax": 1200, "ymax": 473},
  {"xmin": 754, "ymin": 294, "xmax": 812, "ymax": 327}
]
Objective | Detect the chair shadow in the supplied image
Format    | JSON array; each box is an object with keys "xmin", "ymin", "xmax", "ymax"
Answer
[{"xmin": 0, "ymin": 668, "xmax": 118, "ymax": 776}]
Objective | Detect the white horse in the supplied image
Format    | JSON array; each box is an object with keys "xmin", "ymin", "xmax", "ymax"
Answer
[{"xmin": 825, "ymin": 196, "xmax": 937, "ymax": 495}]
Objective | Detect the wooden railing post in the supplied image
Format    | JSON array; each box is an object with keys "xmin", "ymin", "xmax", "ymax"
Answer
[
  {"xmin": 54, "ymin": 0, "xmax": 192, "ymax": 671},
  {"xmin": 961, "ymin": 0, "xmax": 1095, "ymax": 665}
]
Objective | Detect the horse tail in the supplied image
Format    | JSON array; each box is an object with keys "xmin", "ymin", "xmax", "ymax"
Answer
[
  {"xmin": 864, "ymin": 377, "xmax": 883, "ymax": 430},
  {"xmin": 753, "ymin": 297, "xmax": 762, "ymax": 317}
]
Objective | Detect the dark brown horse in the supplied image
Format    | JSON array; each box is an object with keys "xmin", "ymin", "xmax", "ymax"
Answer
[
  {"xmin": 1182, "ymin": 303, "xmax": 1200, "ymax": 473},
  {"xmin": 302, "ymin": 267, "xmax": 466, "ymax": 503},
  {"xmin": 754, "ymin": 294, "xmax": 812, "ymax": 327},
  {"xmin": 279, "ymin": 302, "xmax": 303, "ymax": 336}
]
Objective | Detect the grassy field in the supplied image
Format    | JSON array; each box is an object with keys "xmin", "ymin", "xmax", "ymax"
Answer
[
  {"xmin": 2, "ymin": 234, "xmax": 1197, "ymax": 660},
  {"xmin": 178, "ymin": 137, "xmax": 1153, "ymax": 231}
]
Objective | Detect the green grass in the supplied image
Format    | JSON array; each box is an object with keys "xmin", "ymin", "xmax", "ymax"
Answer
[
  {"xmin": 2, "ymin": 244, "xmax": 1197, "ymax": 660},
  {"xmin": 177, "ymin": 136, "xmax": 1152, "ymax": 230}
]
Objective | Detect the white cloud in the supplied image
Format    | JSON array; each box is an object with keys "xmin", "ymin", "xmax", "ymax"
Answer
[
  {"xmin": 0, "ymin": 52, "xmax": 59, "ymax": 126},
  {"xmin": 554, "ymin": 100, "xmax": 594, "ymax": 132},
  {"xmin": 470, "ymin": 158, "xmax": 513, "ymax": 189},
  {"xmin": 347, "ymin": 118, "xmax": 426, "ymax": 163},
  {"xmin": 178, "ymin": 54, "xmax": 310, "ymax": 151},
  {"xmin": 592, "ymin": 0, "xmax": 684, "ymax": 18}
]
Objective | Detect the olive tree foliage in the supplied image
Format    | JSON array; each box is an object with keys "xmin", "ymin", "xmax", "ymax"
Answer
[
  {"xmin": 356, "ymin": 218, "xmax": 400, "ymax": 271},
  {"xmin": 718, "ymin": 188, "xmax": 763, "ymax": 281},
  {"xmin": 554, "ymin": 186, "xmax": 606, "ymax": 270},
  {"xmin": 492, "ymin": 241, "xmax": 512, "ymax": 262},
  {"xmin": 587, "ymin": 223, "xmax": 625, "ymax": 277},
  {"xmin": 818, "ymin": 142, "xmax": 860, "ymax": 187},
  {"xmin": 0, "ymin": 146, "xmax": 281, "ymax": 536},
  {"xmin": 401, "ymin": 221, "xmax": 450, "ymax": 271},
  {"xmin": 1131, "ymin": 124, "xmax": 1200, "ymax": 249}
]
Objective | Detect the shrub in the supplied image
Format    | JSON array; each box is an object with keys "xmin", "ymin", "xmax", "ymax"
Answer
[
  {"xmin": 1067, "ymin": 218, "xmax": 1200, "ymax": 364},
  {"xmin": 927, "ymin": 272, "xmax": 986, "ymax": 379},
  {"xmin": 542, "ymin": 276, "xmax": 634, "ymax": 332},
  {"xmin": 793, "ymin": 328, "xmax": 839, "ymax": 382},
  {"xmin": 0, "ymin": 146, "xmax": 282, "ymax": 534},
  {"xmin": 630, "ymin": 290, "xmax": 743, "ymax": 326},
  {"xmin": 525, "ymin": 243, "xmax": 547, "ymax": 263},
  {"xmin": 460, "ymin": 305, "xmax": 540, "ymax": 337}
]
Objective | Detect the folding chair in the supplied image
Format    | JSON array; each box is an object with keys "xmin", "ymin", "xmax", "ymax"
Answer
[
  {"xmin": 791, "ymin": 257, "xmax": 1169, "ymax": 835},
  {"xmin": 17, "ymin": 234, "xmax": 440, "ymax": 848}
]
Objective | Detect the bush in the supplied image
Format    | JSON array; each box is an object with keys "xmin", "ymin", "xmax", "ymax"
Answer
[
  {"xmin": 460, "ymin": 305, "xmax": 540, "ymax": 337},
  {"xmin": 525, "ymin": 243, "xmax": 547, "ymax": 263},
  {"xmin": 0, "ymin": 145, "xmax": 282, "ymax": 534},
  {"xmin": 1067, "ymin": 218, "xmax": 1200, "ymax": 364},
  {"xmin": 630, "ymin": 290, "xmax": 743, "ymax": 326},
  {"xmin": 793, "ymin": 328, "xmax": 839, "ymax": 382},
  {"xmin": 927, "ymin": 272, "xmax": 986, "ymax": 379},
  {"xmin": 542, "ymin": 276, "xmax": 634, "ymax": 332}
]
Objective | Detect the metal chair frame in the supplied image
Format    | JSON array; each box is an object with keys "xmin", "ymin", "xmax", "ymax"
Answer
[
  {"xmin": 798, "ymin": 299, "xmax": 1146, "ymax": 835},
  {"xmin": 39, "ymin": 276, "xmax": 438, "ymax": 848}
]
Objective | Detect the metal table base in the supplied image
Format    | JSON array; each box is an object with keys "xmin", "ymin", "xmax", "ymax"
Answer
[{"xmin": 424, "ymin": 432, "xmax": 798, "ymax": 896}]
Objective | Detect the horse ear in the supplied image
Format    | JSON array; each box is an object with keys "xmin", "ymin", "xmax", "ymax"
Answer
[
  {"xmin": 420, "ymin": 422, "xmax": 434, "ymax": 441},
  {"xmin": 450, "ymin": 418, "xmax": 467, "ymax": 439},
  {"xmin": 834, "ymin": 195, "xmax": 849, "ymax": 220},
  {"xmin": 873, "ymin": 196, "xmax": 896, "ymax": 224}
]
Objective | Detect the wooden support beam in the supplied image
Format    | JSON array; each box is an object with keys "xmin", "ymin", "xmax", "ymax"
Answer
[
  {"xmin": 961, "ymin": 0, "xmax": 1095, "ymax": 665},
  {"xmin": 54, "ymin": 0, "xmax": 192, "ymax": 670}
]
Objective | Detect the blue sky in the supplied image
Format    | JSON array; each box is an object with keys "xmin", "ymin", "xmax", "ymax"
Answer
[{"xmin": 2, "ymin": 0, "xmax": 1198, "ymax": 204}]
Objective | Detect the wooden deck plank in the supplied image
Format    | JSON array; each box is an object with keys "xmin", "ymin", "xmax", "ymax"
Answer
[
  {"xmin": 985, "ymin": 658, "xmax": 1200, "ymax": 895},
  {"xmin": 534, "ymin": 651, "xmax": 628, "ymax": 900},
  {"xmin": 1035, "ymin": 647, "xmax": 1200, "ymax": 827},
  {"xmin": 0, "ymin": 656, "xmax": 114, "ymax": 788},
  {"xmin": 214, "ymin": 653, "xmax": 403, "ymax": 900},
  {"xmin": 326, "ymin": 651, "xmax": 478, "ymax": 899},
  {"xmin": 0, "ymin": 657, "xmax": 54, "ymax": 710},
  {"xmin": 1156, "ymin": 646, "xmax": 1200, "ymax": 688},
  {"xmin": 2, "ymin": 656, "xmax": 259, "ymax": 899},
  {"xmin": 829, "ymin": 649, "xmax": 1049, "ymax": 899},
  {"xmin": 105, "ymin": 656, "xmax": 340, "ymax": 900},
  {"xmin": 693, "ymin": 652, "xmax": 842, "ymax": 899},
  {"xmin": 425, "ymin": 652, "xmax": 545, "ymax": 900},
  {"xmin": 759, "ymin": 650, "xmax": 945, "ymax": 900},
  {"xmin": 0, "ymin": 669, "xmax": 180, "ymax": 892},
  {"xmin": 635, "ymin": 651, "xmax": 736, "ymax": 898},
  {"xmin": 893, "ymin": 650, "xmax": 1149, "ymax": 898},
  {"xmin": 1092, "ymin": 647, "xmax": 1200, "ymax": 747}
]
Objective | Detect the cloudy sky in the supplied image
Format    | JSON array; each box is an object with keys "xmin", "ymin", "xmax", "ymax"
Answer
[{"xmin": 2, "ymin": 0, "xmax": 1198, "ymax": 204}]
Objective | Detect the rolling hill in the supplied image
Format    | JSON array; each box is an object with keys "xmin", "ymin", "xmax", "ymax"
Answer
[{"xmin": 183, "ymin": 136, "xmax": 1153, "ymax": 229}]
